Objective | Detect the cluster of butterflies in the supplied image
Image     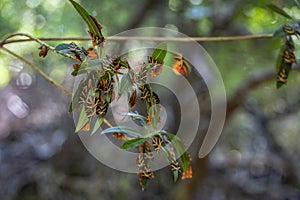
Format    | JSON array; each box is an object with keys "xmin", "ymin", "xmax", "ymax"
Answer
[
  {"xmin": 39, "ymin": 1, "xmax": 194, "ymax": 189},
  {"xmin": 52, "ymin": 42, "xmax": 192, "ymax": 78},
  {"xmin": 50, "ymin": 39, "xmax": 193, "ymax": 134},
  {"xmin": 135, "ymin": 134, "xmax": 192, "ymax": 190}
]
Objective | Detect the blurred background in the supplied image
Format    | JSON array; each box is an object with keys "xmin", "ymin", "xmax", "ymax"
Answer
[{"xmin": 1, "ymin": 0, "xmax": 300, "ymax": 199}]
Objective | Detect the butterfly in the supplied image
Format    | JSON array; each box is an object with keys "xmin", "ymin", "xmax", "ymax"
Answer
[
  {"xmin": 148, "ymin": 56, "xmax": 164, "ymax": 78},
  {"xmin": 283, "ymin": 24, "xmax": 300, "ymax": 37},
  {"xmin": 276, "ymin": 36, "xmax": 296, "ymax": 88},
  {"xmin": 172, "ymin": 54, "xmax": 191, "ymax": 77}
]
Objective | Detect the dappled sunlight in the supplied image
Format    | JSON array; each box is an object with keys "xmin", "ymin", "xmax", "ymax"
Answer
[
  {"xmin": 42, "ymin": 0, "xmax": 66, "ymax": 11},
  {"xmin": 245, "ymin": 7, "xmax": 278, "ymax": 34},
  {"xmin": 26, "ymin": 0, "xmax": 42, "ymax": 9},
  {"xmin": 1, "ymin": 2, "xmax": 15, "ymax": 19}
]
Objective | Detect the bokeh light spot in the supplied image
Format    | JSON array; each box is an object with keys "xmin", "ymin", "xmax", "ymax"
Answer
[{"xmin": 6, "ymin": 94, "xmax": 30, "ymax": 119}]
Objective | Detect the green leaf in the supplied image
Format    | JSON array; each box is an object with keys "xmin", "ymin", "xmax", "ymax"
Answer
[
  {"xmin": 118, "ymin": 73, "xmax": 133, "ymax": 95},
  {"xmin": 72, "ymin": 60, "xmax": 104, "ymax": 76},
  {"xmin": 151, "ymin": 43, "xmax": 167, "ymax": 63},
  {"xmin": 70, "ymin": 80, "xmax": 85, "ymax": 112},
  {"xmin": 159, "ymin": 137, "xmax": 182, "ymax": 182},
  {"xmin": 149, "ymin": 104, "xmax": 160, "ymax": 130},
  {"xmin": 69, "ymin": 102, "xmax": 73, "ymax": 112},
  {"xmin": 91, "ymin": 117, "xmax": 104, "ymax": 135},
  {"xmin": 120, "ymin": 137, "xmax": 148, "ymax": 150},
  {"xmin": 166, "ymin": 133, "xmax": 190, "ymax": 172},
  {"xmin": 75, "ymin": 107, "xmax": 89, "ymax": 133},
  {"xmin": 121, "ymin": 112, "xmax": 147, "ymax": 127},
  {"xmin": 140, "ymin": 176, "xmax": 148, "ymax": 191},
  {"xmin": 55, "ymin": 43, "xmax": 71, "ymax": 54},
  {"xmin": 69, "ymin": 0, "xmax": 104, "ymax": 43},
  {"xmin": 173, "ymin": 170, "xmax": 179, "ymax": 182},
  {"xmin": 267, "ymin": 4, "xmax": 293, "ymax": 19},
  {"xmin": 101, "ymin": 126, "xmax": 143, "ymax": 137},
  {"xmin": 119, "ymin": 59, "xmax": 131, "ymax": 69}
]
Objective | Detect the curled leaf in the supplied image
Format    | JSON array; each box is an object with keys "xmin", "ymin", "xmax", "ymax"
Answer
[
  {"xmin": 75, "ymin": 107, "xmax": 89, "ymax": 133},
  {"xmin": 38, "ymin": 45, "xmax": 49, "ymax": 58},
  {"xmin": 151, "ymin": 43, "xmax": 167, "ymax": 63},
  {"xmin": 55, "ymin": 43, "xmax": 70, "ymax": 54},
  {"xmin": 172, "ymin": 53, "xmax": 191, "ymax": 77}
]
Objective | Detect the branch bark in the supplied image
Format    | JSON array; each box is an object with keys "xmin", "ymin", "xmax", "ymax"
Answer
[
  {"xmin": 0, "ymin": 33, "xmax": 81, "ymax": 62},
  {"xmin": 0, "ymin": 34, "xmax": 273, "ymax": 46}
]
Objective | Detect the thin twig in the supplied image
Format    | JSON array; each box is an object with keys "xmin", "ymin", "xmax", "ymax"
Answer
[
  {"xmin": 1, "ymin": 33, "xmax": 274, "ymax": 45},
  {"xmin": 0, "ymin": 46, "xmax": 113, "ymax": 128},
  {"xmin": 103, "ymin": 119, "xmax": 112, "ymax": 127}
]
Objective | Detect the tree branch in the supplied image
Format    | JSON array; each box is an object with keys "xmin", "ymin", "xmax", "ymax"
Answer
[
  {"xmin": 0, "ymin": 33, "xmax": 273, "ymax": 45},
  {"xmin": 0, "ymin": 33, "xmax": 81, "ymax": 62}
]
